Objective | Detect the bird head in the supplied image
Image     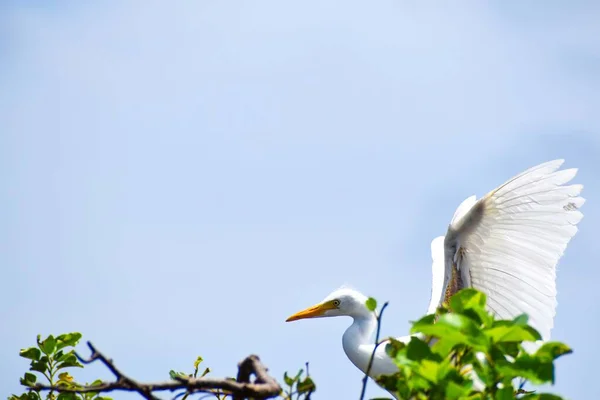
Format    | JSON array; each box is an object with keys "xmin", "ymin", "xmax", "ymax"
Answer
[{"xmin": 285, "ymin": 286, "xmax": 372, "ymax": 322}]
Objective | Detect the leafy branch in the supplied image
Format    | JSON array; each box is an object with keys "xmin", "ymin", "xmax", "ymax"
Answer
[
  {"xmin": 11, "ymin": 336, "xmax": 314, "ymax": 400},
  {"xmin": 364, "ymin": 288, "xmax": 572, "ymax": 400},
  {"xmin": 11, "ymin": 288, "xmax": 572, "ymax": 400}
]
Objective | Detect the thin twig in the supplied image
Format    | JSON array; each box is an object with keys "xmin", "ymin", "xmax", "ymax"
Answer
[
  {"xmin": 30, "ymin": 341, "xmax": 282, "ymax": 400},
  {"xmin": 359, "ymin": 301, "xmax": 389, "ymax": 400}
]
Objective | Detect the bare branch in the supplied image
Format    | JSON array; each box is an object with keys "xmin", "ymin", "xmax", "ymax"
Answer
[
  {"xmin": 30, "ymin": 341, "xmax": 282, "ymax": 400},
  {"xmin": 359, "ymin": 301, "xmax": 390, "ymax": 400}
]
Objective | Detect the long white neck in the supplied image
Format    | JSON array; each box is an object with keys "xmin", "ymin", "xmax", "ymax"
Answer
[
  {"xmin": 341, "ymin": 315, "xmax": 378, "ymax": 375},
  {"xmin": 342, "ymin": 314, "xmax": 403, "ymax": 380}
]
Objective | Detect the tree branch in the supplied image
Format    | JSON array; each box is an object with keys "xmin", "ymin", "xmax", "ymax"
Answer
[
  {"xmin": 359, "ymin": 301, "xmax": 389, "ymax": 400},
  {"xmin": 29, "ymin": 341, "xmax": 282, "ymax": 399}
]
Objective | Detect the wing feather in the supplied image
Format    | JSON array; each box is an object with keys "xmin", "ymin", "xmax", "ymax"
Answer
[
  {"xmin": 439, "ymin": 159, "xmax": 584, "ymax": 340},
  {"xmin": 427, "ymin": 236, "xmax": 446, "ymax": 315}
]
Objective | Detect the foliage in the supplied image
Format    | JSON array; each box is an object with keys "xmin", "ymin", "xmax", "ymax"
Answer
[
  {"xmin": 10, "ymin": 334, "xmax": 315, "ymax": 400},
  {"xmin": 10, "ymin": 288, "xmax": 571, "ymax": 400},
  {"xmin": 9, "ymin": 332, "xmax": 110, "ymax": 400},
  {"xmin": 281, "ymin": 365, "xmax": 316, "ymax": 400},
  {"xmin": 366, "ymin": 289, "xmax": 571, "ymax": 400}
]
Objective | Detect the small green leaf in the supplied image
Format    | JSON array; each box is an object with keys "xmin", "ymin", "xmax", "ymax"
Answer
[
  {"xmin": 405, "ymin": 337, "xmax": 437, "ymax": 362},
  {"xmin": 200, "ymin": 367, "xmax": 210, "ymax": 377},
  {"xmin": 193, "ymin": 356, "xmax": 203, "ymax": 369},
  {"xmin": 384, "ymin": 338, "xmax": 407, "ymax": 358},
  {"xmin": 56, "ymin": 333, "xmax": 83, "ymax": 350},
  {"xmin": 39, "ymin": 335, "xmax": 57, "ymax": 355},
  {"xmin": 56, "ymin": 352, "xmax": 84, "ymax": 369},
  {"xmin": 297, "ymin": 376, "xmax": 316, "ymax": 393},
  {"xmin": 534, "ymin": 342, "xmax": 572, "ymax": 363},
  {"xmin": 410, "ymin": 314, "xmax": 436, "ymax": 330},
  {"xmin": 366, "ymin": 297, "xmax": 377, "ymax": 312},
  {"xmin": 521, "ymin": 394, "xmax": 565, "ymax": 400},
  {"xmin": 449, "ymin": 288, "xmax": 486, "ymax": 312},
  {"xmin": 294, "ymin": 368, "xmax": 304, "ymax": 382},
  {"xmin": 412, "ymin": 313, "xmax": 489, "ymax": 349},
  {"xmin": 31, "ymin": 359, "xmax": 48, "ymax": 373},
  {"xmin": 283, "ymin": 371, "xmax": 294, "ymax": 386},
  {"xmin": 169, "ymin": 370, "xmax": 187, "ymax": 380},
  {"xmin": 19, "ymin": 372, "xmax": 37, "ymax": 386},
  {"xmin": 496, "ymin": 354, "xmax": 555, "ymax": 385},
  {"xmin": 416, "ymin": 359, "xmax": 440, "ymax": 383},
  {"xmin": 58, "ymin": 372, "xmax": 75, "ymax": 383},
  {"xmin": 19, "ymin": 347, "xmax": 41, "ymax": 361},
  {"xmin": 444, "ymin": 380, "xmax": 472, "ymax": 400},
  {"xmin": 485, "ymin": 325, "xmax": 541, "ymax": 343},
  {"xmin": 512, "ymin": 314, "xmax": 529, "ymax": 326}
]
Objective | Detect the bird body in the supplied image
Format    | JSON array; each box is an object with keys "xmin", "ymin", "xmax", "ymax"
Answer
[{"xmin": 286, "ymin": 160, "xmax": 584, "ymax": 396}]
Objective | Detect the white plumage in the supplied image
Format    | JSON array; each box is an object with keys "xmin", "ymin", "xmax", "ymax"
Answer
[
  {"xmin": 286, "ymin": 159, "xmax": 584, "ymax": 396},
  {"xmin": 431, "ymin": 159, "xmax": 584, "ymax": 341}
]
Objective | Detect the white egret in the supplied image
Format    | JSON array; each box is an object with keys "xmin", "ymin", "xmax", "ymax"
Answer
[{"xmin": 286, "ymin": 159, "xmax": 584, "ymax": 393}]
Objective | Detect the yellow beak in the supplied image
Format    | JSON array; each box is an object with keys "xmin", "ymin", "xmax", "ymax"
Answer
[{"xmin": 286, "ymin": 301, "xmax": 337, "ymax": 322}]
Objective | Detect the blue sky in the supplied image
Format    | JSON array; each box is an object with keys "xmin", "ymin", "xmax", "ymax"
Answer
[{"xmin": 2, "ymin": 1, "xmax": 599, "ymax": 399}]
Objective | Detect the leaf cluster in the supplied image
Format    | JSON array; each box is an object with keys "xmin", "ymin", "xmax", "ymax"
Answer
[
  {"xmin": 281, "ymin": 366, "xmax": 316, "ymax": 400},
  {"xmin": 10, "ymin": 332, "xmax": 111, "ymax": 400},
  {"xmin": 369, "ymin": 289, "xmax": 571, "ymax": 400}
]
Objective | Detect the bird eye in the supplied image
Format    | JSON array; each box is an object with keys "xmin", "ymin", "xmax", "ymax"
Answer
[{"xmin": 333, "ymin": 300, "xmax": 340, "ymax": 307}]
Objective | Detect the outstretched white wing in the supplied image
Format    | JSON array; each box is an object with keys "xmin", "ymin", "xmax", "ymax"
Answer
[
  {"xmin": 428, "ymin": 159, "xmax": 584, "ymax": 341},
  {"xmin": 427, "ymin": 236, "xmax": 446, "ymax": 315}
]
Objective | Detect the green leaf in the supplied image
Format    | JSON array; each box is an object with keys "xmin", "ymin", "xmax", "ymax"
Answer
[
  {"xmin": 283, "ymin": 371, "xmax": 294, "ymax": 386},
  {"xmin": 448, "ymin": 288, "xmax": 495, "ymax": 327},
  {"xmin": 512, "ymin": 314, "xmax": 529, "ymax": 326},
  {"xmin": 405, "ymin": 337, "xmax": 438, "ymax": 362},
  {"xmin": 56, "ymin": 352, "xmax": 84, "ymax": 369},
  {"xmin": 521, "ymin": 394, "xmax": 565, "ymax": 400},
  {"xmin": 57, "ymin": 349, "xmax": 75, "ymax": 362},
  {"xmin": 200, "ymin": 367, "xmax": 210, "ymax": 377},
  {"xmin": 412, "ymin": 313, "xmax": 489, "ymax": 350},
  {"xmin": 416, "ymin": 359, "xmax": 439, "ymax": 383},
  {"xmin": 19, "ymin": 347, "xmax": 41, "ymax": 361},
  {"xmin": 449, "ymin": 288, "xmax": 486, "ymax": 312},
  {"xmin": 534, "ymin": 342, "xmax": 572, "ymax": 363},
  {"xmin": 58, "ymin": 371, "xmax": 75, "ymax": 383},
  {"xmin": 19, "ymin": 372, "xmax": 37, "ymax": 387},
  {"xmin": 444, "ymin": 380, "xmax": 472, "ymax": 400},
  {"xmin": 384, "ymin": 338, "xmax": 407, "ymax": 358},
  {"xmin": 496, "ymin": 354, "xmax": 555, "ymax": 385},
  {"xmin": 31, "ymin": 358, "xmax": 48, "ymax": 373},
  {"xmin": 410, "ymin": 313, "xmax": 436, "ymax": 329},
  {"xmin": 169, "ymin": 370, "xmax": 187, "ymax": 380},
  {"xmin": 496, "ymin": 385, "xmax": 515, "ymax": 400},
  {"xmin": 366, "ymin": 297, "xmax": 377, "ymax": 312},
  {"xmin": 297, "ymin": 377, "xmax": 316, "ymax": 394},
  {"xmin": 485, "ymin": 324, "xmax": 541, "ymax": 343},
  {"xmin": 56, "ymin": 333, "xmax": 83, "ymax": 350},
  {"xmin": 294, "ymin": 368, "xmax": 304, "ymax": 382},
  {"xmin": 38, "ymin": 335, "xmax": 57, "ymax": 355}
]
